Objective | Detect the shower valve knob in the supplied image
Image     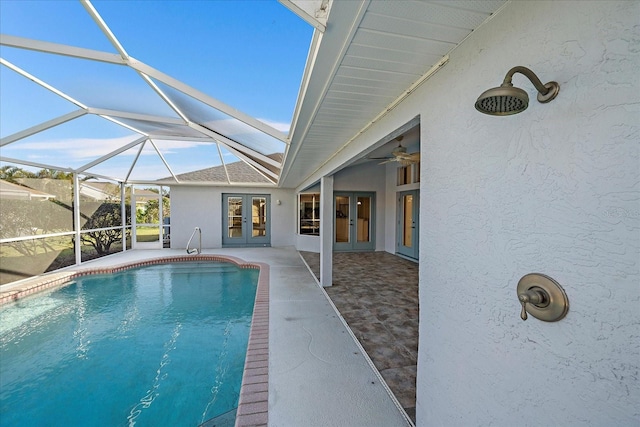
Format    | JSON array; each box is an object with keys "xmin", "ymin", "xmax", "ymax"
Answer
[
  {"xmin": 518, "ymin": 287, "xmax": 548, "ymax": 321},
  {"xmin": 516, "ymin": 274, "xmax": 569, "ymax": 322}
]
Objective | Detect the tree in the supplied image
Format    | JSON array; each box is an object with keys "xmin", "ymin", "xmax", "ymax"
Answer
[
  {"xmin": 137, "ymin": 196, "xmax": 170, "ymax": 224},
  {"xmin": 80, "ymin": 203, "xmax": 131, "ymax": 255},
  {"xmin": 0, "ymin": 165, "xmax": 36, "ymax": 183}
]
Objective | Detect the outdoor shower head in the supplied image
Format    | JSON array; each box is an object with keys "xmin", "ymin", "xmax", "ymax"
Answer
[{"xmin": 475, "ymin": 66, "xmax": 559, "ymax": 116}]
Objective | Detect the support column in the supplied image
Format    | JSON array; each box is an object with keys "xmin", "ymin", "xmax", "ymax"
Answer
[
  {"xmin": 320, "ymin": 175, "xmax": 333, "ymax": 287},
  {"xmin": 73, "ymin": 173, "xmax": 81, "ymax": 265},
  {"xmin": 120, "ymin": 182, "xmax": 126, "ymax": 252}
]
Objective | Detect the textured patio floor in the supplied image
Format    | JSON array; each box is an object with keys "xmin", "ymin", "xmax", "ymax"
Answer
[{"xmin": 299, "ymin": 251, "xmax": 419, "ymax": 423}]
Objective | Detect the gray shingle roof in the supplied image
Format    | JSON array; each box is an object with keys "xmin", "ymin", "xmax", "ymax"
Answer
[{"xmin": 166, "ymin": 153, "xmax": 283, "ymax": 184}]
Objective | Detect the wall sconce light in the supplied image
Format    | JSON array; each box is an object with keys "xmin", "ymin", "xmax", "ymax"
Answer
[
  {"xmin": 475, "ymin": 66, "xmax": 559, "ymax": 116},
  {"xmin": 276, "ymin": 199, "xmax": 281, "ymax": 205}
]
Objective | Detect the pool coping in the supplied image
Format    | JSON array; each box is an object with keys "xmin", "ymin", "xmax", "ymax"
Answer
[{"xmin": 0, "ymin": 254, "xmax": 269, "ymax": 427}]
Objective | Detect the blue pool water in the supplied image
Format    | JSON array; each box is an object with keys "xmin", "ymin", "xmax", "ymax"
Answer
[{"xmin": 0, "ymin": 262, "xmax": 258, "ymax": 426}]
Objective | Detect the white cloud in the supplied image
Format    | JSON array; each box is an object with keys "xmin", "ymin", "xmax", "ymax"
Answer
[
  {"xmin": 258, "ymin": 119, "xmax": 291, "ymax": 133},
  {"xmin": 4, "ymin": 136, "xmax": 213, "ymax": 160}
]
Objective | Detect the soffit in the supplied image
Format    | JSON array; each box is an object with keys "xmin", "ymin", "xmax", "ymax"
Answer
[{"xmin": 281, "ymin": 0, "xmax": 507, "ymax": 189}]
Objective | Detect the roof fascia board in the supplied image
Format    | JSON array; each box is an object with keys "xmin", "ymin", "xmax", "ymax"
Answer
[
  {"xmin": 279, "ymin": 0, "xmax": 369, "ymax": 186},
  {"xmin": 130, "ymin": 59, "xmax": 289, "ymax": 143},
  {"xmin": 278, "ymin": 0, "xmax": 329, "ymax": 32},
  {"xmin": 0, "ymin": 34, "xmax": 126, "ymax": 65},
  {"xmin": 0, "ymin": 109, "xmax": 87, "ymax": 147},
  {"xmin": 281, "ymin": 28, "xmax": 322, "ymax": 180}
]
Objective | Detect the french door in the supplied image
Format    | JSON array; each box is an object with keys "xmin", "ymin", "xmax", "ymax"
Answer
[
  {"xmin": 222, "ymin": 194, "xmax": 270, "ymax": 247},
  {"xmin": 334, "ymin": 192, "xmax": 375, "ymax": 251},
  {"xmin": 397, "ymin": 190, "xmax": 419, "ymax": 259}
]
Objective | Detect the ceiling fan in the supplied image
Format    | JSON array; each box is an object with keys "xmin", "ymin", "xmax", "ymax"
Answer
[{"xmin": 369, "ymin": 137, "xmax": 420, "ymax": 166}]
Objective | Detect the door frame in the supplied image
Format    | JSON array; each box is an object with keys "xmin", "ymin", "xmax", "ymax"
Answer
[
  {"xmin": 396, "ymin": 189, "xmax": 419, "ymax": 259},
  {"xmin": 222, "ymin": 194, "xmax": 271, "ymax": 247},
  {"xmin": 333, "ymin": 191, "xmax": 376, "ymax": 252},
  {"xmin": 132, "ymin": 186, "xmax": 163, "ymax": 249}
]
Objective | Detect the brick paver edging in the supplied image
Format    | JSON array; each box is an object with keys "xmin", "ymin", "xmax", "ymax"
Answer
[
  {"xmin": 0, "ymin": 255, "xmax": 270, "ymax": 427},
  {"xmin": 0, "ymin": 255, "xmax": 258, "ymax": 306},
  {"xmin": 235, "ymin": 262, "xmax": 269, "ymax": 427}
]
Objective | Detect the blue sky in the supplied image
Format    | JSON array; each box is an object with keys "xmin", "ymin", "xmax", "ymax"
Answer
[{"xmin": 0, "ymin": 1, "xmax": 313, "ymax": 179}]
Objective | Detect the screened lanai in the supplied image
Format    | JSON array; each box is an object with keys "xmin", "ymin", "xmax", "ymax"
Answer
[
  {"xmin": 0, "ymin": 1, "xmax": 302, "ymax": 185},
  {"xmin": 0, "ymin": 0, "xmax": 313, "ymax": 284},
  {"xmin": 1, "ymin": 0, "xmax": 509, "ymax": 285}
]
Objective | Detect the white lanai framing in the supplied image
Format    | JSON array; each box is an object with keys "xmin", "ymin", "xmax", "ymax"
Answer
[{"xmin": 0, "ymin": 0, "xmax": 288, "ymax": 185}]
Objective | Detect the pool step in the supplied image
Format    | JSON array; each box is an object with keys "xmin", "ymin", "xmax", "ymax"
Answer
[{"xmin": 198, "ymin": 407, "xmax": 237, "ymax": 427}]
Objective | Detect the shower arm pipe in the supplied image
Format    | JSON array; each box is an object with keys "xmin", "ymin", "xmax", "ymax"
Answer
[{"xmin": 502, "ymin": 66, "xmax": 556, "ymax": 98}]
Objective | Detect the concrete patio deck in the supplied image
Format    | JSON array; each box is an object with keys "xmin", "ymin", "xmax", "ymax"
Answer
[{"xmin": 299, "ymin": 251, "xmax": 419, "ymax": 423}]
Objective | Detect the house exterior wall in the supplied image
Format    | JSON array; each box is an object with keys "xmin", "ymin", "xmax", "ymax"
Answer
[
  {"xmin": 169, "ymin": 186, "xmax": 295, "ymax": 249},
  {"xmin": 405, "ymin": 1, "xmax": 638, "ymax": 425}
]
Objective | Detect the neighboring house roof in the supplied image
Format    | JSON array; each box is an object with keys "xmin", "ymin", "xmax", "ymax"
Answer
[
  {"xmin": 0, "ymin": 180, "xmax": 56, "ymax": 200},
  {"xmin": 79, "ymin": 182, "xmax": 160, "ymax": 205},
  {"xmin": 79, "ymin": 182, "xmax": 120, "ymax": 201},
  {"xmin": 167, "ymin": 153, "xmax": 283, "ymax": 184},
  {"xmin": 132, "ymin": 188, "xmax": 161, "ymax": 204}
]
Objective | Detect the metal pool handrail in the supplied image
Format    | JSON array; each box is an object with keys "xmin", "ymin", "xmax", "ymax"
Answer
[{"xmin": 186, "ymin": 227, "xmax": 201, "ymax": 254}]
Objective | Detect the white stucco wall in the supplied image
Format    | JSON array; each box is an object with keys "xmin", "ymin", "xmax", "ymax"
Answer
[
  {"xmin": 169, "ymin": 186, "xmax": 295, "ymax": 249},
  {"xmin": 407, "ymin": 1, "xmax": 639, "ymax": 425}
]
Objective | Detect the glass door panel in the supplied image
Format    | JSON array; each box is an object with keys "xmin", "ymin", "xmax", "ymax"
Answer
[
  {"xmin": 403, "ymin": 194, "xmax": 413, "ymax": 247},
  {"xmin": 335, "ymin": 195, "xmax": 350, "ymax": 243},
  {"xmin": 356, "ymin": 197, "xmax": 371, "ymax": 243},
  {"xmin": 334, "ymin": 192, "xmax": 375, "ymax": 251},
  {"xmin": 252, "ymin": 197, "xmax": 267, "ymax": 237},
  {"xmin": 227, "ymin": 196, "xmax": 243, "ymax": 238},
  {"xmin": 397, "ymin": 190, "xmax": 419, "ymax": 259}
]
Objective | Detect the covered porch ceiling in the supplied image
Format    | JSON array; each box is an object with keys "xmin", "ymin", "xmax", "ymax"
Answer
[{"xmin": 1, "ymin": 0, "xmax": 508, "ymax": 188}]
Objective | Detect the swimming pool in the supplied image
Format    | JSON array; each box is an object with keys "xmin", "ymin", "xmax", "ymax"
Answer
[{"xmin": 0, "ymin": 261, "xmax": 259, "ymax": 426}]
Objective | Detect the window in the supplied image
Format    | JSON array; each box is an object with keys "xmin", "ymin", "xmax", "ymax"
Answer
[
  {"xmin": 397, "ymin": 162, "xmax": 420, "ymax": 185},
  {"xmin": 299, "ymin": 193, "xmax": 320, "ymax": 235},
  {"xmin": 397, "ymin": 166, "xmax": 411, "ymax": 185}
]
